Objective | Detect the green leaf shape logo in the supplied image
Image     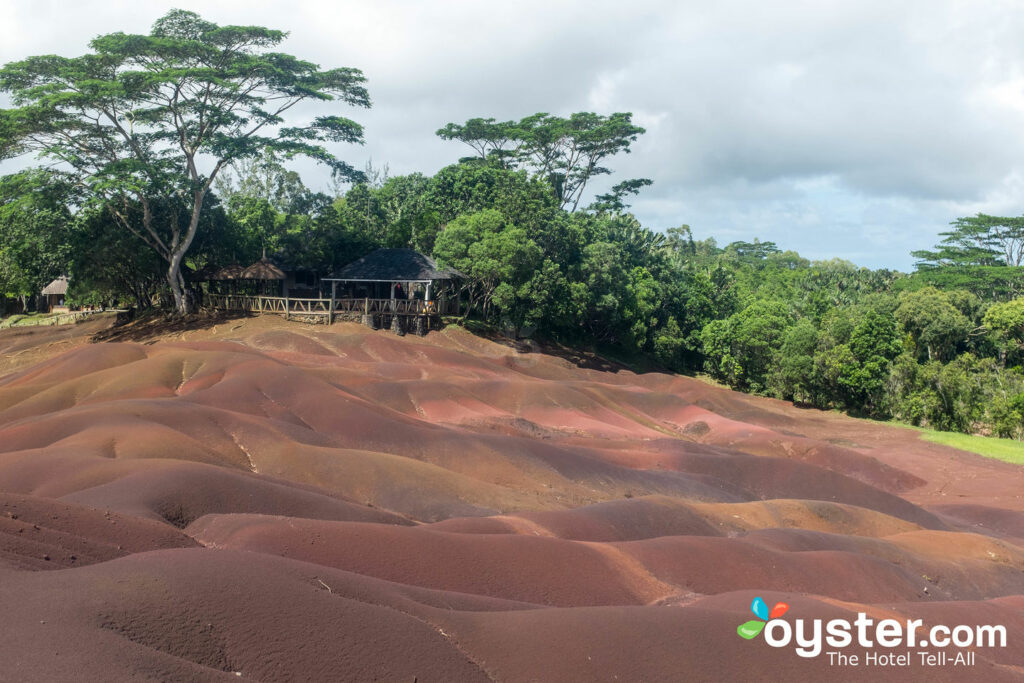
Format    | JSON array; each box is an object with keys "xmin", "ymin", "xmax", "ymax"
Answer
[
  {"xmin": 737, "ymin": 619, "xmax": 766, "ymax": 640},
  {"xmin": 737, "ymin": 597, "xmax": 789, "ymax": 640}
]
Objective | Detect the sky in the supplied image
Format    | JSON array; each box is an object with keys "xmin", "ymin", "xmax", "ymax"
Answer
[{"xmin": 3, "ymin": 0, "xmax": 1024, "ymax": 270}]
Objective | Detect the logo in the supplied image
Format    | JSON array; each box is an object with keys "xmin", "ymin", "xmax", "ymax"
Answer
[
  {"xmin": 735, "ymin": 594, "xmax": 1005, "ymax": 667},
  {"xmin": 737, "ymin": 596, "xmax": 789, "ymax": 640}
]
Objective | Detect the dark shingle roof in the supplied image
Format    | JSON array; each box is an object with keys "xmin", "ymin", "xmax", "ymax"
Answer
[{"xmin": 326, "ymin": 249, "xmax": 461, "ymax": 281}]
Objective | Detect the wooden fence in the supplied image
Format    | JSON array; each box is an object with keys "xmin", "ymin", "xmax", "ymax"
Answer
[{"xmin": 206, "ymin": 294, "xmax": 461, "ymax": 323}]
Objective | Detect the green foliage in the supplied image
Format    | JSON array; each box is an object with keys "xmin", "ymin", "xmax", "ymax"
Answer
[
  {"xmin": 910, "ymin": 213, "xmax": 1024, "ymax": 299},
  {"xmin": 833, "ymin": 309, "xmax": 902, "ymax": 414},
  {"xmin": 433, "ymin": 209, "xmax": 542, "ymax": 326},
  {"xmin": 913, "ymin": 213, "xmax": 1024, "ymax": 268},
  {"xmin": 437, "ymin": 112, "xmax": 647, "ymax": 211},
  {"xmin": 69, "ymin": 204, "xmax": 165, "ymax": 309},
  {"xmin": 0, "ymin": 169, "xmax": 77, "ymax": 301},
  {"xmin": 701, "ymin": 300, "xmax": 793, "ymax": 392},
  {"xmin": 0, "ymin": 9, "xmax": 369, "ymax": 312},
  {"xmin": 771, "ymin": 319, "xmax": 819, "ymax": 403},
  {"xmin": 894, "ymin": 287, "xmax": 972, "ymax": 361},
  {"xmin": 983, "ymin": 298, "xmax": 1024, "ymax": 355},
  {"xmin": 888, "ymin": 352, "xmax": 1024, "ymax": 434}
]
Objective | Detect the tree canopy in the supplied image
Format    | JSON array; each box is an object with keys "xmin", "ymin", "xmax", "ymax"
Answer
[
  {"xmin": 0, "ymin": 9, "xmax": 369, "ymax": 313},
  {"xmin": 437, "ymin": 112, "xmax": 649, "ymax": 211}
]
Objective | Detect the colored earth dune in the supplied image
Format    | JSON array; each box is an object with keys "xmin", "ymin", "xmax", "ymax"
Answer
[{"xmin": 1, "ymin": 315, "xmax": 1023, "ymax": 681}]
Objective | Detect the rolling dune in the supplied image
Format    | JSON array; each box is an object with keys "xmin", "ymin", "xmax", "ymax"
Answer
[{"xmin": 1, "ymin": 315, "xmax": 1022, "ymax": 681}]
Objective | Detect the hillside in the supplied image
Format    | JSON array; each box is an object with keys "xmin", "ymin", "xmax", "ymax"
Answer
[{"xmin": 0, "ymin": 316, "xmax": 1022, "ymax": 681}]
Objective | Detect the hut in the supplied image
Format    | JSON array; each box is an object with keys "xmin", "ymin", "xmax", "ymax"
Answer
[
  {"xmin": 211, "ymin": 264, "xmax": 246, "ymax": 281},
  {"xmin": 240, "ymin": 256, "xmax": 287, "ymax": 296},
  {"xmin": 323, "ymin": 248, "xmax": 460, "ymax": 307},
  {"xmin": 41, "ymin": 276, "xmax": 70, "ymax": 313},
  {"xmin": 187, "ymin": 263, "xmax": 222, "ymax": 283},
  {"xmin": 194, "ymin": 263, "xmax": 246, "ymax": 297}
]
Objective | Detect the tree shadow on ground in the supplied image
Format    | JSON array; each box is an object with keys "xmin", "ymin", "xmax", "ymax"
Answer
[{"xmin": 90, "ymin": 309, "xmax": 251, "ymax": 344}]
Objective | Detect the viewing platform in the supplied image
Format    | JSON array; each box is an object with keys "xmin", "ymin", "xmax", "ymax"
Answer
[
  {"xmin": 201, "ymin": 248, "xmax": 464, "ymax": 334},
  {"xmin": 205, "ymin": 293, "xmax": 462, "ymax": 332}
]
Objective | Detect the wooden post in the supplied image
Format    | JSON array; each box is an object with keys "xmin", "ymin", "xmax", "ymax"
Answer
[
  {"xmin": 329, "ymin": 281, "xmax": 336, "ymax": 325},
  {"xmin": 285, "ymin": 294, "xmax": 290, "ymax": 321}
]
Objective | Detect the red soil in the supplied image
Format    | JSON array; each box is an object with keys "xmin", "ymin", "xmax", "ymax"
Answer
[{"xmin": 1, "ymin": 315, "xmax": 1022, "ymax": 681}]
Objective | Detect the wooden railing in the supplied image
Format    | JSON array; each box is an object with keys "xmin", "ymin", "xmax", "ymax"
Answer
[{"xmin": 206, "ymin": 294, "xmax": 461, "ymax": 321}]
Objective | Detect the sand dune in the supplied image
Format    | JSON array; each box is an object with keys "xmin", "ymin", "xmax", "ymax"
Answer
[{"xmin": 1, "ymin": 315, "xmax": 1022, "ymax": 681}]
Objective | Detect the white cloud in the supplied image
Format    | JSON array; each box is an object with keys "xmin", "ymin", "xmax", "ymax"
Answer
[{"xmin": 3, "ymin": 0, "xmax": 1024, "ymax": 269}]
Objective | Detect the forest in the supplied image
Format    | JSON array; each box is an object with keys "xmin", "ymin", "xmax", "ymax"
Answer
[{"xmin": 2, "ymin": 10, "xmax": 1023, "ymax": 440}]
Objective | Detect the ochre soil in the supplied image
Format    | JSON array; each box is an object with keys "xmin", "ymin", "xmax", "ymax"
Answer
[{"xmin": 1, "ymin": 315, "xmax": 1022, "ymax": 681}]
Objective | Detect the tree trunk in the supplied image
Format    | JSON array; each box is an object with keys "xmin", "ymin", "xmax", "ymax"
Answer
[
  {"xmin": 165, "ymin": 189, "xmax": 207, "ymax": 315},
  {"xmin": 167, "ymin": 259, "xmax": 185, "ymax": 314}
]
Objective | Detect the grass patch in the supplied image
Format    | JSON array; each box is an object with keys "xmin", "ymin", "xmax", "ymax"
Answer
[
  {"xmin": 915, "ymin": 428, "xmax": 1024, "ymax": 465},
  {"xmin": 0, "ymin": 313, "xmax": 43, "ymax": 329},
  {"xmin": 0, "ymin": 311, "xmax": 110, "ymax": 329}
]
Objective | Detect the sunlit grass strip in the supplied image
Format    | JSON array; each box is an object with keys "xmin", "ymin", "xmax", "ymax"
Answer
[
  {"xmin": 0, "ymin": 312, "xmax": 101, "ymax": 329},
  {"xmin": 916, "ymin": 428, "xmax": 1024, "ymax": 465}
]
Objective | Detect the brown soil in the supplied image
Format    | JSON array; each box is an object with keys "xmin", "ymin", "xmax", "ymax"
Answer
[{"xmin": 0, "ymin": 315, "xmax": 1022, "ymax": 681}]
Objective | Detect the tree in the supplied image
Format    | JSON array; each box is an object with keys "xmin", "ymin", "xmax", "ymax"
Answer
[
  {"xmin": 910, "ymin": 214, "xmax": 1024, "ymax": 301},
  {"xmin": 833, "ymin": 308, "xmax": 902, "ymax": 414},
  {"xmin": 437, "ymin": 112, "xmax": 648, "ymax": 211},
  {"xmin": 894, "ymin": 287, "xmax": 972, "ymax": 361},
  {"xmin": 424, "ymin": 161, "xmax": 561, "ymax": 249},
  {"xmin": 914, "ymin": 214, "xmax": 1024, "ymax": 269},
  {"xmin": 589, "ymin": 178, "xmax": 654, "ymax": 213},
  {"xmin": 0, "ymin": 169, "xmax": 77, "ymax": 309},
  {"xmin": 435, "ymin": 118, "xmax": 517, "ymax": 162},
  {"xmin": 724, "ymin": 239, "xmax": 782, "ymax": 265},
  {"xmin": 215, "ymin": 150, "xmax": 313, "ymax": 214},
  {"xmin": 700, "ymin": 300, "xmax": 793, "ymax": 392},
  {"xmin": 771, "ymin": 318, "xmax": 819, "ymax": 403},
  {"xmin": 70, "ymin": 204, "xmax": 165, "ymax": 309},
  {"xmin": 0, "ymin": 9, "xmax": 369, "ymax": 313},
  {"xmin": 983, "ymin": 298, "xmax": 1024, "ymax": 365},
  {"xmin": 433, "ymin": 209, "xmax": 542, "ymax": 322}
]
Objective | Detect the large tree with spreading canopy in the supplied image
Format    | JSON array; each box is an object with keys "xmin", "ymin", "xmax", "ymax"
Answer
[
  {"xmin": 436, "ymin": 112, "xmax": 648, "ymax": 212},
  {"xmin": 0, "ymin": 9, "xmax": 369, "ymax": 313}
]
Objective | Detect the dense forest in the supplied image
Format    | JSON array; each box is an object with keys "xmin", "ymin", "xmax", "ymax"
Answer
[{"xmin": 2, "ymin": 10, "xmax": 1023, "ymax": 440}]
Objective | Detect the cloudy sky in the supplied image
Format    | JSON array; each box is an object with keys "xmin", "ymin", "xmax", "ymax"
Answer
[{"xmin": 3, "ymin": 0, "xmax": 1024, "ymax": 269}]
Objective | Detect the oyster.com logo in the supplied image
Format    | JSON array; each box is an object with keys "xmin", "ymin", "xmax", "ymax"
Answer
[
  {"xmin": 735, "ymin": 594, "xmax": 1006, "ymax": 668},
  {"xmin": 737, "ymin": 596, "xmax": 789, "ymax": 640}
]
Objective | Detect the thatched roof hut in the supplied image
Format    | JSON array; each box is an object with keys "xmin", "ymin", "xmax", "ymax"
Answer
[
  {"xmin": 41, "ymin": 276, "xmax": 70, "ymax": 313},
  {"xmin": 41, "ymin": 276, "xmax": 69, "ymax": 296},
  {"xmin": 211, "ymin": 264, "xmax": 246, "ymax": 280},
  {"xmin": 241, "ymin": 257, "xmax": 286, "ymax": 280},
  {"xmin": 188, "ymin": 264, "xmax": 221, "ymax": 282}
]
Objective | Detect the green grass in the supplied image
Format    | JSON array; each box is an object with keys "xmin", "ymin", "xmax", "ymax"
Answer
[
  {"xmin": 0, "ymin": 312, "xmax": 102, "ymax": 329},
  {"xmin": 0, "ymin": 313, "xmax": 35, "ymax": 329},
  {"xmin": 914, "ymin": 427, "xmax": 1024, "ymax": 465}
]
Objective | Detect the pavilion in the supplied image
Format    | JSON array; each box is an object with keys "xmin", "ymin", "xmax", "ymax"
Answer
[{"xmin": 323, "ymin": 248, "xmax": 461, "ymax": 307}]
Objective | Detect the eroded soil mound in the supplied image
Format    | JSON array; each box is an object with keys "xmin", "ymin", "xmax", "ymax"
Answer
[{"xmin": 1, "ymin": 316, "xmax": 1022, "ymax": 681}]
